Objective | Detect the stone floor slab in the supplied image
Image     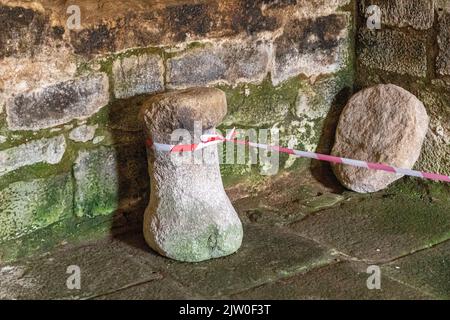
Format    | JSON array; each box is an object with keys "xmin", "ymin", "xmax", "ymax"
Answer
[
  {"xmin": 383, "ymin": 240, "xmax": 450, "ymax": 299},
  {"xmin": 289, "ymin": 188, "xmax": 450, "ymax": 263},
  {"xmin": 135, "ymin": 224, "xmax": 337, "ymax": 298},
  {"xmin": 230, "ymin": 170, "xmax": 347, "ymax": 226},
  {"xmin": 231, "ymin": 261, "xmax": 431, "ymax": 300},
  {"xmin": 0, "ymin": 240, "xmax": 170, "ymax": 299},
  {"xmin": 93, "ymin": 276, "xmax": 199, "ymax": 300}
]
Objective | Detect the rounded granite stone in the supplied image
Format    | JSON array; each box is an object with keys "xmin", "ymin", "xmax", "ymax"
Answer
[{"xmin": 331, "ymin": 84, "xmax": 429, "ymax": 193}]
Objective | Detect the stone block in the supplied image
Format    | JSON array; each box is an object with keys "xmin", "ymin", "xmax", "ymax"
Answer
[
  {"xmin": 112, "ymin": 53, "xmax": 164, "ymax": 99},
  {"xmin": 437, "ymin": 12, "xmax": 450, "ymax": 76},
  {"xmin": 166, "ymin": 40, "xmax": 271, "ymax": 88},
  {"xmin": 272, "ymin": 13, "xmax": 350, "ymax": 85},
  {"xmin": 359, "ymin": 0, "xmax": 434, "ymax": 30},
  {"xmin": 6, "ymin": 73, "xmax": 109, "ymax": 131},
  {"xmin": 357, "ymin": 29, "xmax": 427, "ymax": 77},
  {"xmin": 232, "ymin": 261, "xmax": 431, "ymax": 299},
  {"xmin": 383, "ymin": 240, "xmax": 450, "ymax": 299},
  {"xmin": 74, "ymin": 145, "xmax": 149, "ymax": 218},
  {"xmin": 289, "ymin": 186, "xmax": 450, "ymax": 263},
  {"xmin": 0, "ymin": 174, "xmax": 73, "ymax": 241},
  {"xmin": 0, "ymin": 135, "xmax": 66, "ymax": 177}
]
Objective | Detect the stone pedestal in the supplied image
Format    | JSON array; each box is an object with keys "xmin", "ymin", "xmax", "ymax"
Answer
[{"xmin": 140, "ymin": 88, "xmax": 243, "ymax": 262}]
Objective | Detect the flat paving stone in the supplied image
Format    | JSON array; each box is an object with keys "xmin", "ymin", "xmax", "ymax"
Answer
[
  {"xmin": 140, "ymin": 224, "xmax": 337, "ymax": 298},
  {"xmin": 230, "ymin": 170, "xmax": 347, "ymax": 227},
  {"xmin": 231, "ymin": 261, "xmax": 431, "ymax": 300},
  {"xmin": 289, "ymin": 186, "xmax": 450, "ymax": 263},
  {"xmin": 93, "ymin": 276, "xmax": 199, "ymax": 300},
  {"xmin": 0, "ymin": 240, "xmax": 180, "ymax": 299},
  {"xmin": 383, "ymin": 240, "xmax": 450, "ymax": 299}
]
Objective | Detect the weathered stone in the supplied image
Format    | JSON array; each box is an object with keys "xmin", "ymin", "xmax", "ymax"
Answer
[
  {"xmin": 291, "ymin": 74, "xmax": 353, "ymax": 153},
  {"xmin": 151, "ymin": 224, "xmax": 335, "ymax": 297},
  {"xmin": 0, "ymin": 174, "xmax": 73, "ymax": 242},
  {"xmin": 66, "ymin": 1, "xmax": 347, "ymax": 56},
  {"xmin": 290, "ymin": 185, "xmax": 450, "ymax": 263},
  {"xmin": 74, "ymin": 145, "xmax": 149, "ymax": 218},
  {"xmin": 0, "ymin": 5, "xmax": 47, "ymax": 59},
  {"xmin": 93, "ymin": 136, "xmax": 105, "ymax": 144},
  {"xmin": 332, "ymin": 84, "xmax": 429, "ymax": 193},
  {"xmin": 69, "ymin": 125, "xmax": 98, "ymax": 143},
  {"xmin": 0, "ymin": 239, "xmax": 172, "ymax": 299},
  {"xmin": 232, "ymin": 261, "xmax": 431, "ymax": 299},
  {"xmin": 112, "ymin": 53, "xmax": 164, "ymax": 99},
  {"xmin": 383, "ymin": 240, "xmax": 450, "ymax": 299},
  {"xmin": 106, "ymin": 98, "xmax": 145, "ymax": 132},
  {"xmin": 0, "ymin": 4, "xmax": 76, "ymax": 118},
  {"xmin": 303, "ymin": 193, "xmax": 345, "ymax": 212},
  {"xmin": 296, "ymin": 76, "xmax": 350, "ymax": 120},
  {"xmin": 359, "ymin": 0, "xmax": 434, "ymax": 30},
  {"xmin": 141, "ymin": 88, "xmax": 243, "ymax": 262},
  {"xmin": 166, "ymin": 40, "xmax": 271, "ymax": 88},
  {"xmin": 6, "ymin": 73, "xmax": 109, "ymax": 131},
  {"xmin": 230, "ymin": 169, "xmax": 346, "ymax": 226},
  {"xmin": 0, "ymin": 135, "xmax": 66, "ymax": 177},
  {"xmin": 415, "ymin": 85, "xmax": 450, "ymax": 176},
  {"xmin": 0, "ymin": 1, "xmax": 352, "ymax": 59},
  {"xmin": 221, "ymin": 78, "xmax": 298, "ymax": 127},
  {"xmin": 437, "ymin": 12, "xmax": 450, "ymax": 76},
  {"xmin": 272, "ymin": 14, "xmax": 350, "ymax": 85},
  {"xmin": 0, "ymin": 136, "xmax": 7, "ymax": 144},
  {"xmin": 358, "ymin": 29, "xmax": 427, "ymax": 77}
]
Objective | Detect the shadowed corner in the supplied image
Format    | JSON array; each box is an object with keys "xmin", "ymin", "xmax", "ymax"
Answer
[
  {"xmin": 310, "ymin": 86, "xmax": 352, "ymax": 193},
  {"xmin": 105, "ymin": 95, "xmax": 154, "ymax": 255}
]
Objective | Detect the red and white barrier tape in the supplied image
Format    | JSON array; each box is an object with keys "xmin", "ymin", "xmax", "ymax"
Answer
[{"xmin": 146, "ymin": 128, "xmax": 450, "ymax": 183}]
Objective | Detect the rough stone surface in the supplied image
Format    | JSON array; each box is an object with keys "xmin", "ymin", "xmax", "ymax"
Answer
[
  {"xmin": 232, "ymin": 261, "xmax": 430, "ymax": 299},
  {"xmin": 93, "ymin": 136, "xmax": 105, "ymax": 144},
  {"xmin": 69, "ymin": 125, "xmax": 98, "ymax": 143},
  {"xmin": 359, "ymin": 0, "xmax": 434, "ymax": 30},
  {"xmin": 221, "ymin": 78, "xmax": 297, "ymax": 127},
  {"xmin": 357, "ymin": 29, "xmax": 427, "ymax": 77},
  {"xmin": 167, "ymin": 40, "xmax": 271, "ymax": 88},
  {"xmin": 94, "ymin": 279, "xmax": 198, "ymax": 300},
  {"xmin": 1, "ymin": 169, "xmax": 448, "ymax": 300},
  {"xmin": 141, "ymin": 88, "xmax": 243, "ymax": 262},
  {"xmin": 437, "ymin": 12, "xmax": 450, "ymax": 76},
  {"xmin": 332, "ymin": 84, "xmax": 429, "ymax": 193},
  {"xmin": 112, "ymin": 53, "xmax": 164, "ymax": 99},
  {"xmin": 0, "ymin": 1, "xmax": 349, "ymax": 58},
  {"xmin": 0, "ymin": 174, "xmax": 73, "ymax": 242},
  {"xmin": 272, "ymin": 14, "xmax": 350, "ymax": 85},
  {"xmin": 150, "ymin": 224, "xmax": 335, "ymax": 297},
  {"xmin": 383, "ymin": 240, "xmax": 450, "ymax": 299},
  {"xmin": 290, "ymin": 184, "xmax": 450, "ymax": 263},
  {"xmin": 74, "ymin": 145, "xmax": 149, "ymax": 218},
  {"xmin": 415, "ymin": 85, "xmax": 450, "ymax": 176},
  {"xmin": 0, "ymin": 239, "xmax": 182, "ymax": 300},
  {"xmin": 6, "ymin": 73, "xmax": 109, "ymax": 131},
  {"xmin": 0, "ymin": 135, "xmax": 66, "ymax": 177}
]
